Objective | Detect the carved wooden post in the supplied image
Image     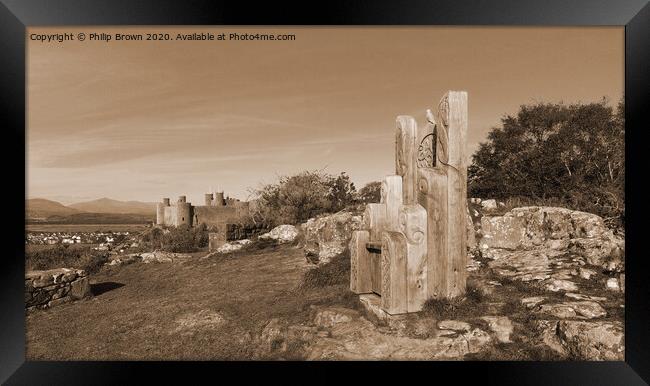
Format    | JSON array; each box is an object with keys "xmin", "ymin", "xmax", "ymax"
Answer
[
  {"xmin": 417, "ymin": 91, "xmax": 468, "ymax": 299},
  {"xmin": 349, "ymin": 230, "xmax": 372, "ymax": 294},
  {"xmin": 399, "ymin": 204, "xmax": 428, "ymax": 312},
  {"xmin": 351, "ymin": 90, "xmax": 468, "ymax": 314},
  {"xmin": 442, "ymin": 91, "xmax": 468, "ymax": 297},
  {"xmin": 381, "ymin": 231, "xmax": 408, "ymax": 314},
  {"xmin": 418, "ymin": 167, "xmax": 448, "ymax": 298},
  {"xmin": 396, "ymin": 116, "xmax": 418, "ymax": 205},
  {"xmin": 382, "ymin": 176, "xmax": 402, "ymax": 232},
  {"xmin": 364, "ymin": 204, "xmax": 386, "ymax": 242}
]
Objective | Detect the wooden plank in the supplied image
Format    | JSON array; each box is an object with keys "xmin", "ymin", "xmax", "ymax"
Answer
[
  {"xmin": 350, "ymin": 230, "xmax": 372, "ymax": 294},
  {"xmin": 417, "ymin": 167, "xmax": 448, "ymax": 299},
  {"xmin": 364, "ymin": 203, "xmax": 386, "ymax": 242},
  {"xmin": 398, "ymin": 204, "xmax": 428, "ymax": 312},
  {"xmin": 444, "ymin": 91, "xmax": 468, "ymax": 297},
  {"xmin": 380, "ymin": 231, "xmax": 408, "ymax": 314},
  {"xmin": 395, "ymin": 116, "xmax": 418, "ymax": 205},
  {"xmin": 382, "ymin": 175, "xmax": 403, "ymax": 232}
]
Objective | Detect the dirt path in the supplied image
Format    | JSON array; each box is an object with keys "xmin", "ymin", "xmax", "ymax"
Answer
[{"xmin": 26, "ymin": 245, "xmax": 311, "ymax": 360}]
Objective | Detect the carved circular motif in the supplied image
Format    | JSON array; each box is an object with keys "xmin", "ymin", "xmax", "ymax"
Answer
[{"xmin": 417, "ymin": 133, "xmax": 434, "ymax": 168}]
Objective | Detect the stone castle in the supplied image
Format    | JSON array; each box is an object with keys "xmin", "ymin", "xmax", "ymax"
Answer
[{"xmin": 156, "ymin": 192, "xmax": 250, "ymax": 228}]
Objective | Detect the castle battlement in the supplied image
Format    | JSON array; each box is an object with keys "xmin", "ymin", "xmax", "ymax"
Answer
[{"xmin": 156, "ymin": 191, "xmax": 250, "ymax": 228}]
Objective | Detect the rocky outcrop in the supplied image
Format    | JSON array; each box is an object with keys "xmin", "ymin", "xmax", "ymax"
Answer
[
  {"xmin": 538, "ymin": 320, "xmax": 624, "ymax": 360},
  {"xmin": 479, "ymin": 207, "xmax": 624, "ymax": 271},
  {"xmin": 215, "ymin": 239, "xmax": 252, "ymax": 254},
  {"xmin": 300, "ymin": 211, "xmax": 362, "ymax": 265},
  {"xmin": 140, "ymin": 251, "xmax": 191, "ymax": 263},
  {"xmin": 304, "ymin": 306, "xmax": 492, "ymax": 360},
  {"xmin": 25, "ymin": 268, "xmax": 91, "ymax": 310},
  {"xmin": 259, "ymin": 225, "xmax": 299, "ymax": 244}
]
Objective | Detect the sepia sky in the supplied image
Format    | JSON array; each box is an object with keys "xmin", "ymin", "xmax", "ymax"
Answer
[{"xmin": 27, "ymin": 27, "xmax": 623, "ymax": 205}]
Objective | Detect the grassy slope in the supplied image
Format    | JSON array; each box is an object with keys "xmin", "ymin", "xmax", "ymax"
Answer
[{"xmin": 25, "ymin": 243, "xmax": 355, "ymax": 360}]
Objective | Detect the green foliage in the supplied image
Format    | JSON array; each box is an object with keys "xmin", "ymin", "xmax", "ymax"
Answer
[
  {"xmin": 469, "ymin": 99, "xmax": 624, "ymax": 225},
  {"xmin": 26, "ymin": 244, "xmax": 109, "ymax": 274},
  {"xmin": 250, "ymin": 170, "xmax": 357, "ymax": 225},
  {"xmin": 358, "ymin": 181, "xmax": 382, "ymax": 204}
]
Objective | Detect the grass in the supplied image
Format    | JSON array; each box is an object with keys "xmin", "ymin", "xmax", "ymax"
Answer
[
  {"xmin": 25, "ymin": 244, "xmax": 109, "ymax": 274},
  {"xmin": 420, "ymin": 281, "xmax": 488, "ymax": 320},
  {"xmin": 25, "ymin": 240, "xmax": 359, "ymax": 360}
]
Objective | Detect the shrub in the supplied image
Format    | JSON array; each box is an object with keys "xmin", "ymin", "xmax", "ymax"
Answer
[
  {"xmin": 358, "ymin": 181, "xmax": 381, "ymax": 204},
  {"xmin": 161, "ymin": 225, "xmax": 198, "ymax": 253},
  {"xmin": 249, "ymin": 170, "xmax": 357, "ymax": 226},
  {"xmin": 469, "ymin": 99, "xmax": 624, "ymax": 226},
  {"xmin": 26, "ymin": 244, "xmax": 109, "ymax": 274}
]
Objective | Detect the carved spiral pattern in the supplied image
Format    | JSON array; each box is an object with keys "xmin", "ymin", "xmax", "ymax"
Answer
[
  {"xmin": 417, "ymin": 133, "xmax": 435, "ymax": 168},
  {"xmin": 399, "ymin": 211, "xmax": 425, "ymax": 245}
]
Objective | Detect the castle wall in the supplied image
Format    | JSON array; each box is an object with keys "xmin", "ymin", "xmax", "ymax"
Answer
[
  {"xmin": 164, "ymin": 206, "xmax": 176, "ymax": 225},
  {"xmin": 192, "ymin": 206, "xmax": 241, "ymax": 227}
]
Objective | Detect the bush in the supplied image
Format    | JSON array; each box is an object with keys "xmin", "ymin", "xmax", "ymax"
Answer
[
  {"xmin": 26, "ymin": 245, "xmax": 109, "ymax": 274},
  {"xmin": 469, "ymin": 99, "xmax": 624, "ymax": 226},
  {"xmin": 358, "ymin": 181, "xmax": 381, "ymax": 204},
  {"xmin": 138, "ymin": 224, "xmax": 210, "ymax": 253},
  {"xmin": 249, "ymin": 170, "xmax": 357, "ymax": 226}
]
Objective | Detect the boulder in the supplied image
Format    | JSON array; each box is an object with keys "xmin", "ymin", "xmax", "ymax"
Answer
[
  {"xmin": 606, "ymin": 278, "xmax": 620, "ymax": 292},
  {"xmin": 300, "ymin": 211, "xmax": 362, "ymax": 265},
  {"xmin": 538, "ymin": 301, "xmax": 606, "ymax": 320},
  {"xmin": 438, "ymin": 320, "xmax": 471, "ymax": 332},
  {"xmin": 480, "ymin": 316, "xmax": 513, "ymax": 343},
  {"xmin": 556, "ymin": 320, "xmax": 624, "ymax": 360},
  {"xmin": 480, "ymin": 206, "xmax": 624, "ymax": 272},
  {"xmin": 259, "ymin": 225, "xmax": 299, "ymax": 244},
  {"xmin": 69, "ymin": 276, "xmax": 91, "ymax": 299},
  {"xmin": 481, "ymin": 199, "xmax": 498, "ymax": 210}
]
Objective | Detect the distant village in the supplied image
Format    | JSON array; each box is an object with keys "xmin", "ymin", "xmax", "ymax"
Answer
[{"xmin": 26, "ymin": 231, "xmax": 139, "ymax": 252}]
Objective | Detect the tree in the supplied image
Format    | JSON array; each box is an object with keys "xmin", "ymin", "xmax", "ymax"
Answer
[
  {"xmin": 468, "ymin": 99, "xmax": 624, "ymax": 225},
  {"xmin": 250, "ymin": 170, "xmax": 358, "ymax": 225},
  {"xmin": 358, "ymin": 181, "xmax": 382, "ymax": 204},
  {"xmin": 328, "ymin": 172, "xmax": 357, "ymax": 212}
]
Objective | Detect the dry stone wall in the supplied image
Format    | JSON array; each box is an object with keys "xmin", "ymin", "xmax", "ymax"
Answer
[{"xmin": 25, "ymin": 268, "xmax": 91, "ymax": 310}]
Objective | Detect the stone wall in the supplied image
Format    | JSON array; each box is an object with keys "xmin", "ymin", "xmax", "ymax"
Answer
[
  {"xmin": 25, "ymin": 268, "xmax": 92, "ymax": 310},
  {"xmin": 208, "ymin": 222, "xmax": 271, "ymax": 252}
]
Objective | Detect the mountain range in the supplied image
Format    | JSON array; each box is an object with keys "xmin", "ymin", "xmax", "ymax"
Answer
[{"xmin": 27, "ymin": 197, "xmax": 156, "ymax": 220}]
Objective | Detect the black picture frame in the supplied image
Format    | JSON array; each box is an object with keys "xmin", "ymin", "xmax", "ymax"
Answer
[{"xmin": 2, "ymin": 0, "xmax": 648, "ymax": 384}]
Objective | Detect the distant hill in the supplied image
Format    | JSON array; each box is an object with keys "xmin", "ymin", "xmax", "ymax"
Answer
[
  {"xmin": 69, "ymin": 198, "xmax": 157, "ymax": 215},
  {"xmin": 27, "ymin": 198, "xmax": 81, "ymax": 219}
]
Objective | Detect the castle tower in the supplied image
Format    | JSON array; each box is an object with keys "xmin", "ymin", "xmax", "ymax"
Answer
[
  {"xmin": 156, "ymin": 198, "xmax": 170, "ymax": 225},
  {"xmin": 204, "ymin": 193, "xmax": 214, "ymax": 206},
  {"xmin": 176, "ymin": 200, "xmax": 192, "ymax": 226},
  {"xmin": 178, "ymin": 195, "xmax": 186, "ymax": 203},
  {"xmin": 214, "ymin": 192, "xmax": 225, "ymax": 207}
]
